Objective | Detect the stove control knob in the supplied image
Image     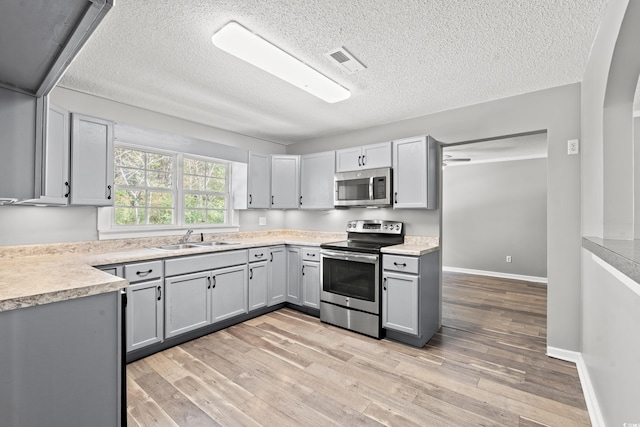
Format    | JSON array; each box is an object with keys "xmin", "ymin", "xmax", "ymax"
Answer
[
  {"xmin": 384, "ymin": 225, "xmax": 388, "ymax": 230},
  {"xmin": 395, "ymin": 224, "xmax": 400, "ymax": 230}
]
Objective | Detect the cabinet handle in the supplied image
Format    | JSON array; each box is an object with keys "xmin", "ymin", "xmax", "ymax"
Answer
[
  {"xmin": 271, "ymin": 195, "xmax": 274, "ymax": 205},
  {"xmin": 207, "ymin": 276, "xmax": 211, "ymax": 289},
  {"xmin": 383, "ymin": 277, "xmax": 387, "ymax": 291},
  {"xmin": 157, "ymin": 286, "xmax": 162, "ymax": 301},
  {"xmin": 64, "ymin": 182, "xmax": 70, "ymax": 198},
  {"xmin": 136, "ymin": 269, "xmax": 153, "ymax": 277},
  {"xmin": 307, "ymin": 253, "xmax": 316, "ymax": 257},
  {"xmin": 212, "ymin": 276, "xmax": 216, "ymax": 289},
  {"xmin": 249, "ymin": 268, "xmax": 253, "ymax": 280},
  {"xmin": 394, "ymin": 192, "xmax": 398, "ymax": 204},
  {"xmin": 358, "ymin": 155, "xmax": 362, "ymax": 167},
  {"xmin": 299, "ymin": 196, "xmax": 302, "ymax": 206},
  {"xmin": 255, "ymin": 253, "xmax": 263, "ymax": 258},
  {"xmin": 393, "ymin": 262, "xmax": 407, "ymax": 267},
  {"xmin": 302, "ymin": 265, "xmax": 305, "ymax": 276},
  {"xmin": 107, "ymin": 185, "xmax": 112, "ymax": 200},
  {"xmin": 362, "ymin": 155, "xmax": 366, "ymax": 166},
  {"xmin": 270, "ymin": 252, "xmax": 273, "ymax": 262},
  {"xmin": 249, "ymin": 194, "xmax": 252, "ymax": 205}
]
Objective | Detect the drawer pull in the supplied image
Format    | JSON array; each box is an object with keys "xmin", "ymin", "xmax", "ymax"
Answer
[
  {"xmin": 307, "ymin": 253, "xmax": 316, "ymax": 257},
  {"xmin": 136, "ymin": 269, "xmax": 153, "ymax": 276},
  {"xmin": 254, "ymin": 253, "xmax": 264, "ymax": 258},
  {"xmin": 393, "ymin": 262, "xmax": 407, "ymax": 267}
]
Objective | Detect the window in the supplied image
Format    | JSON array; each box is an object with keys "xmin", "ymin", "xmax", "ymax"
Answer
[{"xmin": 113, "ymin": 145, "xmax": 230, "ymax": 227}]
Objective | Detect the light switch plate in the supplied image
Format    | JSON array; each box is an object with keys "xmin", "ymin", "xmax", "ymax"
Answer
[
  {"xmin": 259, "ymin": 217, "xmax": 267, "ymax": 226},
  {"xmin": 568, "ymin": 139, "xmax": 579, "ymax": 155}
]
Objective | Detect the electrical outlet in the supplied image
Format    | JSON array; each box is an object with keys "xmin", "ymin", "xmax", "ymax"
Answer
[
  {"xmin": 568, "ymin": 139, "xmax": 579, "ymax": 155},
  {"xmin": 258, "ymin": 217, "xmax": 267, "ymax": 226},
  {"xmin": 506, "ymin": 256, "xmax": 512, "ymax": 263}
]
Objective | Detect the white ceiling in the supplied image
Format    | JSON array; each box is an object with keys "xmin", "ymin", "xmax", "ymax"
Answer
[
  {"xmin": 443, "ymin": 133, "xmax": 547, "ymax": 165},
  {"xmin": 60, "ymin": 0, "xmax": 612, "ymax": 145}
]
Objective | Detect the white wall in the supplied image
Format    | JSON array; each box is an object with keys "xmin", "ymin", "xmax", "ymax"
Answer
[
  {"xmin": 288, "ymin": 83, "xmax": 581, "ymax": 352},
  {"xmin": 442, "ymin": 158, "xmax": 547, "ymax": 278}
]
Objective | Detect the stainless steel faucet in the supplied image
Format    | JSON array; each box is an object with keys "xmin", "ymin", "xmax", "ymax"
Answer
[{"xmin": 181, "ymin": 229, "xmax": 194, "ymax": 243}]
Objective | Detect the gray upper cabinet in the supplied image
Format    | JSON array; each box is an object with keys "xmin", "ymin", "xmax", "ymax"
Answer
[
  {"xmin": 300, "ymin": 151, "xmax": 335, "ymax": 209},
  {"xmin": 271, "ymin": 155, "xmax": 300, "ymax": 209},
  {"xmin": 39, "ymin": 103, "xmax": 70, "ymax": 205},
  {"xmin": 336, "ymin": 141, "xmax": 392, "ymax": 172},
  {"xmin": 268, "ymin": 246, "xmax": 287, "ymax": 306},
  {"xmin": 211, "ymin": 264, "xmax": 248, "ymax": 323},
  {"xmin": 392, "ymin": 135, "xmax": 438, "ymax": 209},
  {"xmin": 70, "ymin": 113, "xmax": 114, "ymax": 206},
  {"xmin": 247, "ymin": 151, "xmax": 271, "ymax": 208}
]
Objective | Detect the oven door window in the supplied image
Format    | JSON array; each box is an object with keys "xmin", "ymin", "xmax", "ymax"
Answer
[
  {"xmin": 323, "ymin": 257, "xmax": 376, "ymax": 301},
  {"xmin": 336, "ymin": 178, "xmax": 370, "ymax": 201}
]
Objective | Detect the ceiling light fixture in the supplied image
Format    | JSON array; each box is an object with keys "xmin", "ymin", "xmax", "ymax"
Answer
[{"xmin": 211, "ymin": 21, "xmax": 350, "ymax": 103}]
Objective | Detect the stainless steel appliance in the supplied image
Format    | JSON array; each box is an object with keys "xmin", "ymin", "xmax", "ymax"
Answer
[
  {"xmin": 334, "ymin": 167, "xmax": 392, "ymax": 208},
  {"xmin": 320, "ymin": 219, "xmax": 404, "ymax": 338}
]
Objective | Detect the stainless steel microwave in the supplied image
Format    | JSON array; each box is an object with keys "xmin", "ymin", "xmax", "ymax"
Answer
[{"xmin": 334, "ymin": 167, "xmax": 392, "ymax": 208}]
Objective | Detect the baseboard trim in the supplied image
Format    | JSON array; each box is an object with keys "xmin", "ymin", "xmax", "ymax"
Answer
[
  {"xmin": 442, "ymin": 266, "xmax": 547, "ymax": 284},
  {"xmin": 547, "ymin": 347, "xmax": 605, "ymax": 427}
]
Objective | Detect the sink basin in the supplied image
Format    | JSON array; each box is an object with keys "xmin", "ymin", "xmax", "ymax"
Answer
[
  {"xmin": 153, "ymin": 243, "xmax": 202, "ymax": 250},
  {"xmin": 193, "ymin": 241, "xmax": 240, "ymax": 247}
]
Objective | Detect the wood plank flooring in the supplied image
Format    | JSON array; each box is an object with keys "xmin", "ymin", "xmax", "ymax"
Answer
[{"xmin": 126, "ymin": 272, "xmax": 590, "ymax": 426}]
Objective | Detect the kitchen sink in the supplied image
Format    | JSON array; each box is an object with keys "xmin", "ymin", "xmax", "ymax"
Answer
[
  {"xmin": 153, "ymin": 243, "xmax": 202, "ymax": 250},
  {"xmin": 193, "ymin": 241, "xmax": 240, "ymax": 247}
]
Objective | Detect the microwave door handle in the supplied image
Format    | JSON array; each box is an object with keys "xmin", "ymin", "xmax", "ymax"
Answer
[{"xmin": 369, "ymin": 177, "xmax": 374, "ymax": 201}]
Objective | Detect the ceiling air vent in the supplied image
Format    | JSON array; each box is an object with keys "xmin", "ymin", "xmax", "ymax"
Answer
[{"xmin": 325, "ymin": 47, "xmax": 366, "ymax": 74}]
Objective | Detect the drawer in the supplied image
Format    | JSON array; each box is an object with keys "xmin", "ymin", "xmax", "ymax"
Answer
[
  {"xmin": 124, "ymin": 260, "xmax": 163, "ymax": 283},
  {"xmin": 249, "ymin": 247, "xmax": 269, "ymax": 263},
  {"xmin": 165, "ymin": 250, "xmax": 248, "ymax": 276},
  {"xmin": 383, "ymin": 255, "xmax": 419, "ymax": 274},
  {"xmin": 302, "ymin": 248, "xmax": 320, "ymax": 262}
]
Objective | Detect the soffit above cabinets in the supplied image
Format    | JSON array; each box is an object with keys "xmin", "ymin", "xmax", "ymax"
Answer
[
  {"xmin": 0, "ymin": 0, "xmax": 112, "ymax": 97},
  {"xmin": 57, "ymin": 0, "xmax": 609, "ymax": 144}
]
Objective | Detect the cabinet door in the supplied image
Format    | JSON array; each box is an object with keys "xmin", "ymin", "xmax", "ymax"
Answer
[
  {"xmin": 69, "ymin": 113, "xmax": 114, "ymax": 206},
  {"xmin": 268, "ymin": 246, "xmax": 287, "ymax": 306},
  {"xmin": 211, "ymin": 264, "xmax": 248, "ymax": 323},
  {"xmin": 127, "ymin": 279, "xmax": 163, "ymax": 352},
  {"xmin": 247, "ymin": 152, "xmax": 271, "ymax": 208},
  {"xmin": 248, "ymin": 261, "xmax": 268, "ymax": 311},
  {"xmin": 302, "ymin": 261, "xmax": 320, "ymax": 309},
  {"xmin": 382, "ymin": 272, "xmax": 419, "ymax": 335},
  {"xmin": 165, "ymin": 271, "xmax": 211, "ymax": 338},
  {"xmin": 393, "ymin": 136, "xmax": 428, "ymax": 209},
  {"xmin": 286, "ymin": 247, "xmax": 302, "ymax": 305},
  {"xmin": 271, "ymin": 155, "xmax": 300, "ymax": 209},
  {"xmin": 335, "ymin": 146, "xmax": 362, "ymax": 172},
  {"xmin": 40, "ymin": 103, "xmax": 70, "ymax": 205},
  {"xmin": 300, "ymin": 151, "xmax": 335, "ymax": 209},
  {"xmin": 361, "ymin": 141, "xmax": 392, "ymax": 170}
]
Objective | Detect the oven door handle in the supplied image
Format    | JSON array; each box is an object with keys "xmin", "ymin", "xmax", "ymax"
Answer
[{"xmin": 321, "ymin": 250, "xmax": 379, "ymax": 263}]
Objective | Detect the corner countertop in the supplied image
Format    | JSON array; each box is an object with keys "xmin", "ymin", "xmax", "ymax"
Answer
[
  {"xmin": 0, "ymin": 230, "xmax": 439, "ymax": 313},
  {"xmin": 582, "ymin": 237, "xmax": 640, "ymax": 284}
]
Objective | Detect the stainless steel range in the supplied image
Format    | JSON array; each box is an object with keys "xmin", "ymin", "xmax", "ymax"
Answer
[{"xmin": 320, "ymin": 220, "xmax": 404, "ymax": 338}]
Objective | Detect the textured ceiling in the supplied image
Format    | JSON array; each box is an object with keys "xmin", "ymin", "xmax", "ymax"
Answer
[{"xmin": 59, "ymin": 0, "xmax": 610, "ymax": 145}]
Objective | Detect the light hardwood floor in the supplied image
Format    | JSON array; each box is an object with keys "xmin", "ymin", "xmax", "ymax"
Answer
[{"xmin": 126, "ymin": 272, "xmax": 590, "ymax": 426}]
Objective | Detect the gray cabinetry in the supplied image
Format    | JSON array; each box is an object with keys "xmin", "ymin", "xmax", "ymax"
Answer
[
  {"xmin": 39, "ymin": 103, "xmax": 70, "ymax": 205},
  {"xmin": 392, "ymin": 135, "xmax": 438, "ymax": 209},
  {"xmin": 271, "ymin": 155, "xmax": 300, "ymax": 209},
  {"xmin": 336, "ymin": 141, "xmax": 391, "ymax": 172},
  {"xmin": 247, "ymin": 151, "xmax": 271, "ymax": 208},
  {"xmin": 382, "ymin": 251, "xmax": 440, "ymax": 347},
  {"xmin": 286, "ymin": 246, "xmax": 302, "ymax": 305},
  {"xmin": 302, "ymin": 248, "xmax": 320, "ymax": 309},
  {"xmin": 268, "ymin": 246, "xmax": 287, "ymax": 306},
  {"xmin": 299, "ymin": 151, "xmax": 335, "ymax": 209},
  {"xmin": 211, "ymin": 264, "xmax": 248, "ymax": 323},
  {"xmin": 124, "ymin": 260, "xmax": 164, "ymax": 351},
  {"xmin": 165, "ymin": 271, "xmax": 211, "ymax": 338},
  {"xmin": 249, "ymin": 247, "xmax": 269, "ymax": 311},
  {"xmin": 70, "ymin": 113, "xmax": 114, "ymax": 206}
]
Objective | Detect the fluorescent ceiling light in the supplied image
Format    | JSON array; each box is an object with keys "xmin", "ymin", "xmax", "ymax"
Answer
[{"xmin": 212, "ymin": 22, "xmax": 350, "ymax": 103}]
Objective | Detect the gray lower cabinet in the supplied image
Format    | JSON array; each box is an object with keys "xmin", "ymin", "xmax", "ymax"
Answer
[
  {"xmin": 211, "ymin": 264, "xmax": 248, "ymax": 322},
  {"xmin": 165, "ymin": 271, "xmax": 211, "ymax": 338},
  {"xmin": 123, "ymin": 260, "xmax": 164, "ymax": 351},
  {"xmin": 268, "ymin": 246, "xmax": 287, "ymax": 306},
  {"xmin": 302, "ymin": 248, "xmax": 320, "ymax": 309},
  {"xmin": 248, "ymin": 260, "xmax": 268, "ymax": 311},
  {"xmin": 382, "ymin": 251, "xmax": 440, "ymax": 347},
  {"xmin": 286, "ymin": 246, "xmax": 302, "ymax": 305}
]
